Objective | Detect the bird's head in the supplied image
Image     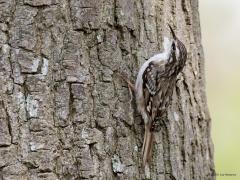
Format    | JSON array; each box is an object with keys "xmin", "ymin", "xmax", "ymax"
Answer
[
  {"xmin": 167, "ymin": 24, "xmax": 187, "ymax": 67},
  {"xmin": 168, "ymin": 24, "xmax": 180, "ymax": 60}
]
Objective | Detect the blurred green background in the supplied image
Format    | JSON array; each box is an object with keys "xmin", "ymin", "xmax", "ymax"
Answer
[{"xmin": 200, "ymin": 0, "xmax": 240, "ymax": 179}]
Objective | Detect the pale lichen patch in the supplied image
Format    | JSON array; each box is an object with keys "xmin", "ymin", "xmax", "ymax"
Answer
[
  {"xmin": 30, "ymin": 58, "xmax": 40, "ymax": 72},
  {"xmin": 29, "ymin": 142, "xmax": 44, "ymax": 151},
  {"xmin": 16, "ymin": 92, "xmax": 25, "ymax": 105},
  {"xmin": 134, "ymin": 145, "xmax": 138, "ymax": 152},
  {"xmin": 41, "ymin": 58, "xmax": 49, "ymax": 76},
  {"xmin": 2, "ymin": 44, "xmax": 10, "ymax": 54},
  {"xmin": 173, "ymin": 112, "xmax": 179, "ymax": 121},
  {"xmin": 26, "ymin": 95, "xmax": 38, "ymax": 118},
  {"xmin": 97, "ymin": 34, "xmax": 103, "ymax": 43},
  {"xmin": 111, "ymin": 155, "xmax": 125, "ymax": 173},
  {"xmin": 81, "ymin": 128, "xmax": 88, "ymax": 139}
]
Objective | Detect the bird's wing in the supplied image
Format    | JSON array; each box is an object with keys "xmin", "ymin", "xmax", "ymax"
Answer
[
  {"xmin": 142, "ymin": 60, "xmax": 168, "ymax": 166},
  {"xmin": 142, "ymin": 60, "xmax": 167, "ymax": 117},
  {"xmin": 142, "ymin": 61, "xmax": 166, "ymax": 96}
]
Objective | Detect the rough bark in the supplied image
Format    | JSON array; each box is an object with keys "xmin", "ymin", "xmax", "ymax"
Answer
[{"xmin": 0, "ymin": 0, "xmax": 214, "ymax": 179}]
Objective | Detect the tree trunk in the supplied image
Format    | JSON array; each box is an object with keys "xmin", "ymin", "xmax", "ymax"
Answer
[{"xmin": 0, "ymin": 0, "xmax": 214, "ymax": 179}]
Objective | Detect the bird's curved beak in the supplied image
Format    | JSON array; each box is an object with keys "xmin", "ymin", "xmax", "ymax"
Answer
[{"xmin": 168, "ymin": 24, "xmax": 176, "ymax": 40}]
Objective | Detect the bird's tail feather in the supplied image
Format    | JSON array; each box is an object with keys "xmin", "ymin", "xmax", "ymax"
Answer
[{"xmin": 142, "ymin": 124, "xmax": 154, "ymax": 166}]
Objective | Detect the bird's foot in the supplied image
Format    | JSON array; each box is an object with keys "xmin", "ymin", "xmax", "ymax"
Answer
[{"xmin": 152, "ymin": 115, "xmax": 168, "ymax": 132}]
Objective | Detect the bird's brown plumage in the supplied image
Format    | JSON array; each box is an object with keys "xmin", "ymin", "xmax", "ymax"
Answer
[
  {"xmin": 142, "ymin": 55, "xmax": 175, "ymax": 165},
  {"xmin": 141, "ymin": 26, "xmax": 187, "ymax": 166}
]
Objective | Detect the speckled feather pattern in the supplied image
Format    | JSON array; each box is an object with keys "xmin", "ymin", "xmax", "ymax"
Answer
[
  {"xmin": 135, "ymin": 36, "xmax": 187, "ymax": 127},
  {"xmin": 135, "ymin": 32, "xmax": 187, "ymax": 166}
]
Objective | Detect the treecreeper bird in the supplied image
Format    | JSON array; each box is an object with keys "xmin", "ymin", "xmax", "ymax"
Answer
[{"xmin": 134, "ymin": 25, "xmax": 187, "ymax": 171}]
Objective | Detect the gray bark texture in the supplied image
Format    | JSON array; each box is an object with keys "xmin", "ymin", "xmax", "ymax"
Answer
[{"xmin": 0, "ymin": 0, "xmax": 214, "ymax": 179}]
